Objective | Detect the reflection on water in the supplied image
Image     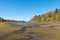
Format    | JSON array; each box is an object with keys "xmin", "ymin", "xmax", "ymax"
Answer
[{"xmin": 11, "ymin": 22, "xmax": 34, "ymax": 26}]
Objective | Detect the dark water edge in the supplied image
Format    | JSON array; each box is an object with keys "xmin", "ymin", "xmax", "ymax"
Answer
[{"xmin": 9, "ymin": 22, "xmax": 36, "ymax": 27}]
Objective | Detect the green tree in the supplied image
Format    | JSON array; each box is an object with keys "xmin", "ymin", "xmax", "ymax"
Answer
[{"xmin": 55, "ymin": 8, "xmax": 58, "ymax": 13}]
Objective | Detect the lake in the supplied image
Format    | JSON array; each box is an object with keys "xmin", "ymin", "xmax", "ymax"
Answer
[{"xmin": 10, "ymin": 22, "xmax": 35, "ymax": 27}]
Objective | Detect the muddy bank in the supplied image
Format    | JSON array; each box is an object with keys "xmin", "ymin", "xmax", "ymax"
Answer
[
  {"xmin": 0, "ymin": 27, "xmax": 34, "ymax": 40},
  {"xmin": 0, "ymin": 22, "xmax": 57, "ymax": 40}
]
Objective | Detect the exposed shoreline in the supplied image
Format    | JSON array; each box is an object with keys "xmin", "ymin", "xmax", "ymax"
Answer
[{"xmin": 0, "ymin": 22, "xmax": 60, "ymax": 40}]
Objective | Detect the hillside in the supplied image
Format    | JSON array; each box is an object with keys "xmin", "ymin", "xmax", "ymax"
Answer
[{"xmin": 30, "ymin": 9, "xmax": 60, "ymax": 22}]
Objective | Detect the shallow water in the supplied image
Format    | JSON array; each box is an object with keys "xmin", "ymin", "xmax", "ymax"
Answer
[{"xmin": 10, "ymin": 22, "xmax": 34, "ymax": 26}]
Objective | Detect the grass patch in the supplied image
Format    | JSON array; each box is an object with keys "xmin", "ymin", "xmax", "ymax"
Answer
[{"xmin": 0, "ymin": 22, "xmax": 21, "ymax": 34}]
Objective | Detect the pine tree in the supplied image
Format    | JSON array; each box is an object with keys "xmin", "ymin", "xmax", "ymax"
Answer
[{"xmin": 55, "ymin": 8, "xmax": 58, "ymax": 13}]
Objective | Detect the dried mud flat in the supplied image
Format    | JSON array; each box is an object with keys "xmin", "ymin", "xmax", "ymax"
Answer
[{"xmin": 0, "ymin": 22, "xmax": 60, "ymax": 40}]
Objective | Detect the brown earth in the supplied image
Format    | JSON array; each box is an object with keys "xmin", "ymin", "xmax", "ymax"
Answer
[{"xmin": 0, "ymin": 22, "xmax": 60, "ymax": 40}]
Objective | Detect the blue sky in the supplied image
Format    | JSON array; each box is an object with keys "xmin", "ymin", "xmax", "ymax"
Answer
[{"xmin": 0, "ymin": 0, "xmax": 60, "ymax": 21}]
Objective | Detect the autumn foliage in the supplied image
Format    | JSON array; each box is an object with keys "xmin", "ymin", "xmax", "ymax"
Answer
[{"xmin": 30, "ymin": 8, "xmax": 60, "ymax": 22}]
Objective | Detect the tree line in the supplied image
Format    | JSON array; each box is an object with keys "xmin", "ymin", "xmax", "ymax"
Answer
[{"xmin": 0, "ymin": 17, "xmax": 17, "ymax": 22}]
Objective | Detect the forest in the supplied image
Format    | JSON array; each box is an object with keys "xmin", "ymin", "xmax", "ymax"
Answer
[
  {"xmin": 30, "ymin": 8, "xmax": 60, "ymax": 22},
  {"xmin": 0, "ymin": 17, "xmax": 16, "ymax": 22}
]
